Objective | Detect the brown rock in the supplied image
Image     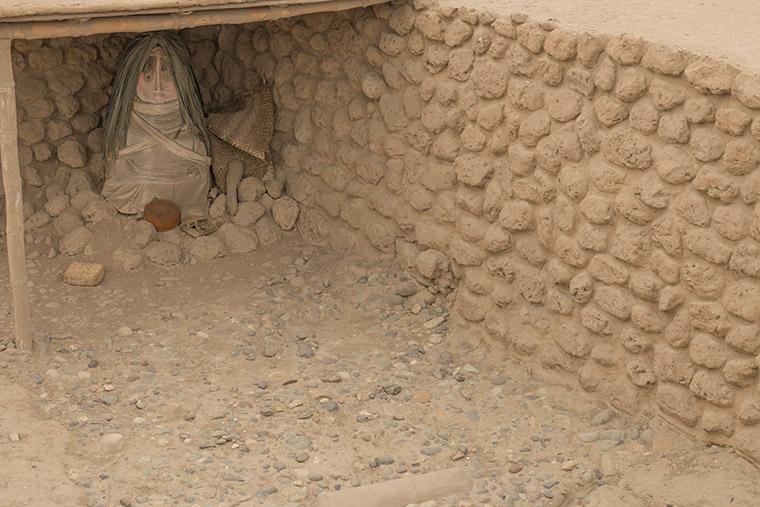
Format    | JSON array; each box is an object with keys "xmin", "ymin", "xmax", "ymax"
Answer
[
  {"xmin": 712, "ymin": 205, "xmax": 749, "ymax": 240},
  {"xmin": 629, "ymin": 270, "xmax": 664, "ymax": 301},
  {"xmin": 454, "ymin": 154, "xmax": 493, "ymax": 187},
  {"xmin": 674, "ymin": 190, "xmax": 710, "ymax": 226},
  {"xmin": 690, "ymin": 128, "xmax": 726, "ymax": 162},
  {"xmin": 684, "ymin": 57, "xmax": 739, "ymax": 94},
  {"xmin": 689, "ymin": 302, "xmax": 731, "ymax": 337},
  {"xmin": 685, "ymin": 97, "xmax": 716, "ymax": 123},
  {"xmin": 594, "ymin": 95, "xmax": 628, "ymax": 127},
  {"xmin": 516, "ymin": 22, "xmax": 546, "ymax": 54},
  {"xmin": 654, "ymin": 147, "xmax": 700, "ymax": 184},
  {"xmin": 545, "ymin": 88, "xmax": 583, "ymax": 122},
  {"xmin": 471, "ymin": 59, "xmax": 509, "ymax": 99},
  {"xmin": 700, "ymin": 407, "xmax": 735, "ymax": 436},
  {"xmin": 739, "ymin": 399, "xmax": 760, "ymax": 424},
  {"xmin": 731, "ymin": 72, "xmax": 760, "ymax": 109},
  {"xmin": 682, "ymin": 228, "xmax": 732, "ymax": 265},
  {"xmin": 614, "ymin": 68, "xmax": 648, "ymax": 102},
  {"xmin": 569, "ymin": 272, "xmax": 594, "ymax": 304},
  {"xmin": 689, "ymin": 369, "xmax": 735, "ymax": 407},
  {"xmin": 658, "ymin": 286, "xmax": 685, "ymax": 312},
  {"xmin": 577, "ymin": 33, "xmax": 604, "ymax": 68},
  {"xmin": 689, "ymin": 333, "xmax": 728, "ymax": 369},
  {"xmin": 641, "ymin": 44, "xmax": 686, "ymax": 76},
  {"xmin": 725, "ymin": 325, "xmax": 760, "ymax": 354},
  {"xmin": 650, "ymin": 214, "xmax": 683, "ymax": 256},
  {"xmin": 614, "ymin": 190, "xmax": 655, "ymax": 225},
  {"xmin": 723, "ymin": 280, "xmax": 760, "ymax": 322},
  {"xmin": 649, "ymin": 78, "xmax": 686, "ymax": 111},
  {"xmin": 654, "ymin": 344, "xmax": 695, "ymax": 385},
  {"xmin": 693, "ymin": 165, "xmax": 740, "ymax": 203},
  {"xmin": 457, "ymin": 289, "xmax": 491, "ymax": 322},
  {"xmin": 681, "ymin": 261, "xmax": 724, "ymax": 299},
  {"xmin": 594, "ymin": 284, "xmax": 632, "ymax": 320},
  {"xmin": 657, "ymin": 114, "xmax": 690, "ymax": 144},
  {"xmin": 581, "ymin": 305, "xmax": 614, "ymax": 335},
  {"xmin": 602, "ymin": 128, "xmax": 653, "ymax": 169},
  {"xmin": 723, "ymin": 358, "xmax": 759, "ymax": 387},
  {"xmin": 627, "ymin": 357, "xmax": 656, "ymax": 386},
  {"xmin": 589, "ymin": 255, "xmax": 629, "ymax": 285},
  {"xmin": 628, "ymin": 97, "xmax": 660, "ymax": 134},
  {"xmin": 648, "ymin": 249, "xmax": 681, "ymax": 284},
  {"xmin": 722, "ymin": 139, "xmax": 760, "ymax": 175},
  {"xmin": 664, "ymin": 308, "xmax": 691, "ymax": 348},
  {"xmin": 518, "ymin": 272, "xmax": 547, "ymax": 304},
  {"xmin": 580, "ymin": 195, "xmax": 614, "ymax": 224},
  {"xmin": 656, "ymin": 384, "xmax": 700, "ymax": 427},
  {"xmin": 557, "ymin": 164, "xmax": 588, "ymax": 202},
  {"xmin": 519, "ymin": 110, "xmax": 552, "ymax": 146},
  {"xmin": 610, "ymin": 224, "xmax": 651, "ymax": 266},
  {"xmin": 630, "ymin": 303, "xmax": 666, "ymax": 333},
  {"xmin": 543, "ymin": 29, "xmax": 577, "ymax": 60},
  {"xmin": 606, "ymin": 34, "xmax": 644, "ymax": 65},
  {"xmin": 715, "ymin": 107, "xmax": 751, "ymax": 136}
]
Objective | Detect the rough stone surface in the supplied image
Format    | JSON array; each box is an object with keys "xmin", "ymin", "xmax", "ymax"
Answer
[{"xmin": 62, "ymin": 262, "xmax": 105, "ymax": 287}]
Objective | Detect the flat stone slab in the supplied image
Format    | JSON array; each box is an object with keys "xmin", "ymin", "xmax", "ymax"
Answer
[{"xmin": 63, "ymin": 262, "xmax": 105, "ymax": 287}]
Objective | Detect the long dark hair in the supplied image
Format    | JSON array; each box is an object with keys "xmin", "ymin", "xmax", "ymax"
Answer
[{"xmin": 103, "ymin": 31, "xmax": 210, "ymax": 162}]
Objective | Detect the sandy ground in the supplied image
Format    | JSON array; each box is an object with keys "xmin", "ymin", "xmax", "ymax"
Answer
[
  {"xmin": 2, "ymin": 222, "xmax": 760, "ymax": 506},
  {"xmin": 438, "ymin": 0, "xmax": 760, "ymax": 74}
]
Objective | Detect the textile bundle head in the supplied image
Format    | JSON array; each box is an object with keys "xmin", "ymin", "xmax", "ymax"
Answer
[{"xmin": 103, "ymin": 31, "xmax": 210, "ymax": 163}]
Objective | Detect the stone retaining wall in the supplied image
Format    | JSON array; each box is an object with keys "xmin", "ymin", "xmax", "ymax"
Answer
[
  {"xmin": 11, "ymin": 0, "xmax": 760, "ymax": 462},
  {"xmin": 238, "ymin": 0, "xmax": 760, "ymax": 460}
]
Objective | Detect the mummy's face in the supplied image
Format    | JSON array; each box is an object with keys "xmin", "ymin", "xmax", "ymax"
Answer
[{"xmin": 136, "ymin": 48, "xmax": 178, "ymax": 104}]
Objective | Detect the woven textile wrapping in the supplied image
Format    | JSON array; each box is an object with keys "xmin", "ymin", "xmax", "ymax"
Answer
[
  {"xmin": 207, "ymin": 86, "xmax": 275, "ymax": 191},
  {"xmin": 210, "ymin": 135, "xmax": 273, "ymax": 193}
]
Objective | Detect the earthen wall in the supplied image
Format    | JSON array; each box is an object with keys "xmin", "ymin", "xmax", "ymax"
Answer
[{"xmin": 243, "ymin": 0, "xmax": 760, "ymax": 461}]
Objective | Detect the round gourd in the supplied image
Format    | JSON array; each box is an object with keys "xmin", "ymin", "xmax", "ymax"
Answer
[{"xmin": 143, "ymin": 199, "xmax": 181, "ymax": 232}]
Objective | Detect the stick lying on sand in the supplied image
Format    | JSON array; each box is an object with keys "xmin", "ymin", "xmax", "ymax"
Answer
[{"xmin": 315, "ymin": 467, "xmax": 473, "ymax": 507}]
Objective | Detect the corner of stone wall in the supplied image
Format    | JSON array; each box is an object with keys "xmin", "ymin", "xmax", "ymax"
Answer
[{"xmin": 236, "ymin": 0, "xmax": 760, "ymax": 463}]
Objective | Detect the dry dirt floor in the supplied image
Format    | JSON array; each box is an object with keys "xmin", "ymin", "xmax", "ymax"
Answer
[
  {"xmin": 2, "ymin": 217, "xmax": 760, "ymax": 507},
  {"xmin": 439, "ymin": 0, "xmax": 760, "ymax": 74}
]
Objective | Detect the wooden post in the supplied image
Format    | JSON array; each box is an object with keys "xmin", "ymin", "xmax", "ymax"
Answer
[{"xmin": 0, "ymin": 39, "xmax": 33, "ymax": 351}]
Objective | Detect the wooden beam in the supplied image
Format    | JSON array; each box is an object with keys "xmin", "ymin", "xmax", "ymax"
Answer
[
  {"xmin": 0, "ymin": 0, "xmax": 387, "ymax": 40},
  {"xmin": 0, "ymin": 39, "xmax": 33, "ymax": 352}
]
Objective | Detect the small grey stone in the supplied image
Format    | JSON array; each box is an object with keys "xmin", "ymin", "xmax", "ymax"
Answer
[
  {"xmin": 324, "ymin": 400, "xmax": 339, "ymax": 412},
  {"xmin": 389, "ymin": 294, "xmax": 405, "ymax": 306},
  {"xmin": 297, "ymin": 343, "xmax": 315, "ymax": 358},
  {"xmin": 421, "ymin": 447, "xmax": 441, "ymax": 456},
  {"xmin": 602, "ymin": 429, "xmax": 626, "ymax": 441},
  {"xmin": 286, "ymin": 435, "xmax": 312, "ymax": 449},
  {"xmin": 295, "ymin": 451, "xmax": 310, "ymax": 463},
  {"xmin": 308, "ymin": 473, "xmax": 324, "ymax": 482},
  {"xmin": 98, "ymin": 394, "xmax": 118, "ymax": 405},
  {"xmin": 491, "ymin": 375, "xmax": 507, "ymax": 385},
  {"xmin": 578, "ymin": 431, "xmax": 600, "ymax": 443},
  {"xmin": 259, "ymin": 486, "xmax": 278, "ymax": 496},
  {"xmin": 590, "ymin": 408, "xmax": 616, "ymax": 426},
  {"xmin": 396, "ymin": 281, "xmax": 419, "ymax": 297}
]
